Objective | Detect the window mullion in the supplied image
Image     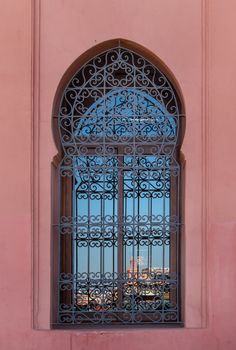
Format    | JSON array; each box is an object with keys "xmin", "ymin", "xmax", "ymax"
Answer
[{"xmin": 117, "ymin": 146, "xmax": 124, "ymax": 306}]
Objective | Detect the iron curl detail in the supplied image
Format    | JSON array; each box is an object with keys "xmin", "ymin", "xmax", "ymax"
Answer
[{"xmin": 55, "ymin": 45, "xmax": 183, "ymax": 326}]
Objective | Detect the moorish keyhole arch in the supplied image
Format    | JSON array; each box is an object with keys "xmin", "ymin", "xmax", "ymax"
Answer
[{"xmin": 52, "ymin": 39, "xmax": 185, "ymax": 327}]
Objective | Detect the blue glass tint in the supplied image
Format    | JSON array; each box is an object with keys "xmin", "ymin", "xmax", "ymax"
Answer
[
  {"xmin": 75, "ymin": 88, "xmax": 177, "ymax": 139},
  {"xmin": 123, "ymin": 155, "xmax": 170, "ymax": 276},
  {"xmin": 73, "ymin": 155, "xmax": 118, "ymax": 275},
  {"xmin": 73, "ymin": 154, "xmax": 171, "ymax": 276}
]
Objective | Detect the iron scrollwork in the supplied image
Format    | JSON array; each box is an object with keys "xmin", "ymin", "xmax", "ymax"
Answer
[{"xmin": 54, "ymin": 45, "xmax": 183, "ymax": 326}]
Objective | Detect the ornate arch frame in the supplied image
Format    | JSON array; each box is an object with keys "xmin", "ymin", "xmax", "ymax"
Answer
[{"xmin": 51, "ymin": 39, "xmax": 186, "ymax": 327}]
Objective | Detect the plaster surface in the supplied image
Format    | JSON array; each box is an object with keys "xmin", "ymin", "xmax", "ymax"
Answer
[{"xmin": 0, "ymin": 0, "xmax": 236, "ymax": 349}]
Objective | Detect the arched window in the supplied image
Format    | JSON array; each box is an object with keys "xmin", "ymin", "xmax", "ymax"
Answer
[{"xmin": 52, "ymin": 40, "xmax": 185, "ymax": 327}]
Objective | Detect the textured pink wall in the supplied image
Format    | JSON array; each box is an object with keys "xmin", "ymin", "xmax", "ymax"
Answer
[
  {"xmin": 0, "ymin": 0, "xmax": 236, "ymax": 349},
  {"xmin": 36, "ymin": 0, "xmax": 205, "ymax": 330}
]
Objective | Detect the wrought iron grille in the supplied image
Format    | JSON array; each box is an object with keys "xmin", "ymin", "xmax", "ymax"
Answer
[{"xmin": 54, "ymin": 45, "xmax": 184, "ymax": 326}]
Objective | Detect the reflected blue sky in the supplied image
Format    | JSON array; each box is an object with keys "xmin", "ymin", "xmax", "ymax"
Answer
[
  {"xmin": 75, "ymin": 88, "xmax": 176, "ymax": 138},
  {"xmin": 73, "ymin": 88, "xmax": 172, "ymax": 276}
]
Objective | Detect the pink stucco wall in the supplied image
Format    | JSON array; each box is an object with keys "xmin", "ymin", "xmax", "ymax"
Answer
[{"xmin": 1, "ymin": 0, "xmax": 236, "ymax": 349}]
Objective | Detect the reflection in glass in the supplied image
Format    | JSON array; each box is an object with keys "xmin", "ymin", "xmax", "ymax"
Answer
[{"xmin": 70, "ymin": 88, "xmax": 176, "ymax": 315}]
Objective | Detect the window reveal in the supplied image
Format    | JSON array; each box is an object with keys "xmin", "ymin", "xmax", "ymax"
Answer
[{"xmin": 54, "ymin": 46, "xmax": 184, "ymax": 326}]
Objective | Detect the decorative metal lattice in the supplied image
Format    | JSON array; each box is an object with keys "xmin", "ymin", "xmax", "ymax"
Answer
[{"xmin": 54, "ymin": 45, "xmax": 184, "ymax": 326}]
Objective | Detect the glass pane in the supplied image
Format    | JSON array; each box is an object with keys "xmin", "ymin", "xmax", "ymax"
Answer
[
  {"xmin": 123, "ymin": 155, "xmax": 171, "ymax": 310},
  {"xmin": 73, "ymin": 155, "xmax": 118, "ymax": 310},
  {"xmin": 75, "ymin": 88, "xmax": 177, "ymax": 140}
]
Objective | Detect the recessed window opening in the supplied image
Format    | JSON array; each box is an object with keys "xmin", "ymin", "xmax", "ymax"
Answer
[{"xmin": 52, "ymin": 43, "xmax": 185, "ymax": 327}]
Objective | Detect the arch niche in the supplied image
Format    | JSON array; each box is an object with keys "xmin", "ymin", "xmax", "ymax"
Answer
[{"xmin": 52, "ymin": 39, "xmax": 185, "ymax": 327}]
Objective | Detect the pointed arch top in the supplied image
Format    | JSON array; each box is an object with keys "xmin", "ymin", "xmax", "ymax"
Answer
[
  {"xmin": 52, "ymin": 39, "xmax": 185, "ymax": 152},
  {"xmin": 51, "ymin": 39, "xmax": 186, "ymax": 326}
]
